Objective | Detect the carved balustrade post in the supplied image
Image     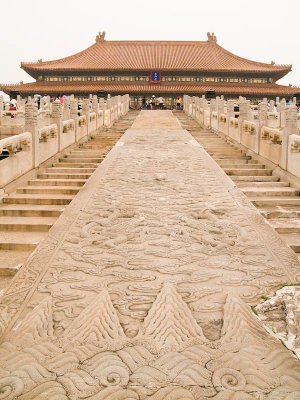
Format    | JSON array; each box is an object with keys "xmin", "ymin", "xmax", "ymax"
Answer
[
  {"xmin": 51, "ymin": 100, "xmax": 63, "ymax": 151},
  {"xmin": 82, "ymin": 98, "xmax": 90, "ymax": 135},
  {"xmin": 210, "ymin": 99, "xmax": 216, "ymax": 113},
  {"xmin": 195, "ymin": 97, "xmax": 200, "ymax": 122},
  {"xmin": 277, "ymin": 100, "xmax": 286, "ymax": 129},
  {"xmin": 46, "ymin": 96, "xmax": 51, "ymax": 112},
  {"xmin": 99, "ymin": 98, "xmax": 105, "ymax": 127},
  {"xmin": 70, "ymin": 99, "xmax": 79, "ymax": 141},
  {"xmin": 217, "ymin": 98, "xmax": 225, "ymax": 115},
  {"xmin": 226, "ymin": 99, "xmax": 235, "ymax": 136},
  {"xmin": 25, "ymin": 100, "xmax": 39, "ymax": 168},
  {"xmin": 117, "ymin": 95, "xmax": 122, "ymax": 118},
  {"xmin": 62, "ymin": 97, "xmax": 71, "ymax": 121},
  {"xmin": 105, "ymin": 98, "xmax": 112, "ymax": 128},
  {"xmin": 123, "ymin": 94, "xmax": 129, "ymax": 114},
  {"xmin": 281, "ymin": 105, "xmax": 298, "ymax": 170},
  {"xmin": 256, "ymin": 101, "xmax": 268, "ymax": 154},
  {"xmin": 183, "ymin": 95, "xmax": 188, "ymax": 113},
  {"xmin": 92, "ymin": 95, "xmax": 99, "ymax": 129},
  {"xmin": 239, "ymin": 99, "xmax": 251, "ymax": 143}
]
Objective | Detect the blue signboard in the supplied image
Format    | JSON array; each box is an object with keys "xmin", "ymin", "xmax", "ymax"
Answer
[{"xmin": 150, "ymin": 71, "xmax": 161, "ymax": 83}]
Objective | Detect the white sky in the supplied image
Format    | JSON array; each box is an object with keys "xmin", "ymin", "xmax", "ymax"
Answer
[{"xmin": 1, "ymin": 0, "xmax": 299, "ymax": 98}]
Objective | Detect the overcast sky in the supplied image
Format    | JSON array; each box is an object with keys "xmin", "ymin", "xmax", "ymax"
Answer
[{"xmin": 1, "ymin": 0, "xmax": 299, "ymax": 98}]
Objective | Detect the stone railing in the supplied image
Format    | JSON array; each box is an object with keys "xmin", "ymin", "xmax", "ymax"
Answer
[
  {"xmin": 0, "ymin": 94, "xmax": 130, "ymax": 188},
  {"xmin": 260, "ymin": 126, "xmax": 283, "ymax": 165},
  {"xmin": 184, "ymin": 95, "xmax": 300, "ymax": 179},
  {"xmin": 218, "ymin": 114, "xmax": 227, "ymax": 134},
  {"xmin": 39, "ymin": 124, "xmax": 57, "ymax": 142},
  {"xmin": 241, "ymin": 120, "xmax": 257, "ymax": 151},
  {"xmin": 0, "ymin": 132, "xmax": 32, "ymax": 186},
  {"xmin": 0, "ymin": 132, "xmax": 31, "ymax": 155},
  {"xmin": 89, "ymin": 112, "xmax": 97, "ymax": 133},
  {"xmin": 62, "ymin": 119, "xmax": 76, "ymax": 150},
  {"xmin": 228, "ymin": 117, "xmax": 240, "ymax": 142}
]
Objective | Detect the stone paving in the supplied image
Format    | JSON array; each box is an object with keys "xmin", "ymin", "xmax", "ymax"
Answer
[{"xmin": 0, "ymin": 111, "xmax": 300, "ymax": 399}]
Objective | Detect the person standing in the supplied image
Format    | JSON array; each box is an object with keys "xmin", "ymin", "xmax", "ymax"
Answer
[
  {"xmin": 176, "ymin": 96, "xmax": 182, "ymax": 110},
  {"xmin": 150, "ymin": 95, "xmax": 156, "ymax": 110},
  {"xmin": 10, "ymin": 98, "xmax": 17, "ymax": 109},
  {"xmin": 158, "ymin": 96, "xmax": 163, "ymax": 109},
  {"xmin": 142, "ymin": 96, "xmax": 146, "ymax": 109}
]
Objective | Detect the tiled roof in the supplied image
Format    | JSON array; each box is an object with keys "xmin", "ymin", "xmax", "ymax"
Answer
[
  {"xmin": 20, "ymin": 39, "xmax": 291, "ymax": 77},
  {"xmin": 1, "ymin": 81, "xmax": 298, "ymax": 96}
]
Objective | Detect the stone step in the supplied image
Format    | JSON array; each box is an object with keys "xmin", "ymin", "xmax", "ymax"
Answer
[
  {"xmin": 69, "ymin": 153, "xmax": 107, "ymax": 158},
  {"xmin": 38, "ymin": 173, "xmax": 92, "ymax": 179},
  {"xmin": 3, "ymin": 194, "xmax": 74, "ymax": 205},
  {"xmin": 261, "ymin": 208, "xmax": 300, "ymax": 219},
  {"xmin": 203, "ymin": 145, "xmax": 239, "ymax": 150},
  {"xmin": 0, "ymin": 231, "xmax": 45, "ymax": 244},
  {"xmin": 236, "ymin": 181, "xmax": 289, "ymax": 188},
  {"xmin": 225, "ymin": 168, "xmax": 272, "ymax": 176},
  {"xmin": 0, "ymin": 216, "xmax": 55, "ymax": 231},
  {"xmin": 252, "ymin": 197, "xmax": 300, "ymax": 207},
  {"xmin": 45, "ymin": 167, "xmax": 96, "ymax": 174},
  {"xmin": 0, "ymin": 204, "xmax": 63, "ymax": 217},
  {"xmin": 212, "ymin": 155, "xmax": 252, "ymax": 160},
  {"xmin": 208, "ymin": 151, "xmax": 245, "ymax": 156},
  {"xmin": 269, "ymin": 219, "xmax": 300, "ymax": 234},
  {"xmin": 242, "ymin": 187, "xmax": 298, "ymax": 197},
  {"xmin": 222, "ymin": 164, "xmax": 266, "ymax": 170},
  {"xmin": 62, "ymin": 157, "xmax": 104, "ymax": 163},
  {"xmin": 0, "ymin": 242, "xmax": 37, "ymax": 251},
  {"xmin": 53, "ymin": 162, "xmax": 99, "ymax": 168},
  {"xmin": 215, "ymin": 159, "xmax": 258, "ymax": 166},
  {"xmin": 66, "ymin": 149, "xmax": 105, "ymax": 156},
  {"xmin": 16, "ymin": 186, "xmax": 80, "ymax": 195},
  {"xmin": 231, "ymin": 175, "xmax": 279, "ymax": 182},
  {"xmin": 0, "ymin": 252, "xmax": 27, "ymax": 277},
  {"xmin": 29, "ymin": 179, "xmax": 86, "ymax": 187},
  {"xmin": 279, "ymin": 233, "xmax": 300, "ymax": 253}
]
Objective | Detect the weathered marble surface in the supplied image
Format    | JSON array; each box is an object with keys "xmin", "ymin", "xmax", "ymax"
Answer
[{"xmin": 0, "ymin": 111, "xmax": 300, "ymax": 399}]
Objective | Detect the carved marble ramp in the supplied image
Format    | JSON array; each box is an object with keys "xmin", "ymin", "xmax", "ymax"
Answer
[{"xmin": 0, "ymin": 110, "xmax": 300, "ymax": 399}]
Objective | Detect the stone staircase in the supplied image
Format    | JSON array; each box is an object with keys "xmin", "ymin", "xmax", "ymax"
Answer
[
  {"xmin": 0, "ymin": 111, "xmax": 138, "ymax": 292},
  {"xmin": 176, "ymin": 111, "xmax": 300, "ymax": 262}
]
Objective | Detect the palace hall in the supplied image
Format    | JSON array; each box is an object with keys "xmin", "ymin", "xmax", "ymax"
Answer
[{"xmin": 1, "ymin": 32, "xmax": 298, "ymax": 107}]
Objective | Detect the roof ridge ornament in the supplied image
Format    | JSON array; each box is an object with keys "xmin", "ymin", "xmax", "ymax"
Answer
[
  {"xmin": 96, "ymin": 31, "xmax": 106, "ymax": 43},
  {"xmin": 207, "ymin": 32, "xmax": 217, "ymax": 43}
]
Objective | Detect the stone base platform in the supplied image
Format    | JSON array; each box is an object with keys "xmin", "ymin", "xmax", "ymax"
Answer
[{"xmin": 0, "ymin": 111, "xmax": 299, "ymax": 399}]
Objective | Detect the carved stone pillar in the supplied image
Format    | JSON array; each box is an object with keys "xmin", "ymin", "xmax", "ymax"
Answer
[
  {"xmin": 70, "ymin": 99, "xmax": 79, "ymax": 141},
  {"xmin": 282, "ymin": 105, "xmax": 298, "ymax": 170},
  {"xmin": 25, "ymin": 101, "xmax": 39, "ymax": 168},
  {"xmin": 237, "ymin": 99, "xmax": 250, "ymax": 143},
  {"xmin": 62, "ymin": 97, "xmax": 70, "ymax": 121},
  {"xmin": 277, "ymin": 100, "xmax": 286, "ymax": 128},
  {"xmin": 226, "ymin": 99, "xmax": 235, "ymax": 136},
  {"xmin": 99, "ymin": 98, "xmax": 105, "ymax": 127},
  {"xmin": 217, "ymin": 99, "xmax": 225, "ymax": 115},
  {"xmin": 82, "ymin": 99, "xmax": 90, "ymax": 135},
  {"xmin": 104, "ymin": 98, "xmax": 111, "ymax": 128},
  {"xmin": 51, "ymin": 101, "xmax": 63, "ymax": 151},
  {"xmin": 256, "ymin": 101, "xmax": 268, "ymax": 153}
]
